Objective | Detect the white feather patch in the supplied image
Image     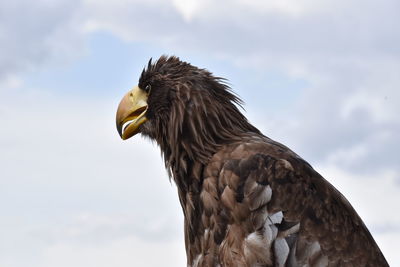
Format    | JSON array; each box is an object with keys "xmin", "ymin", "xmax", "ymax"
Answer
[
  {"xmin": 268, "ymin": 211, "xmax": 283, "ymax": 224},
  {"xmin": 270, "ymin": 224, "xmax": 278, "ymax": 240},
  {"xmin": 274, "ymin": 238, "xmax": 289, "ymax": 267},
  {"xmin": 263, "ymin": 211, "xmax": 282, "ymax": 242}
]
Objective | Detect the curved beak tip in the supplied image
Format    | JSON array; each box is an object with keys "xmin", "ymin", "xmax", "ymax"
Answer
[{"xmin": 116, "ymin": 121, "xmax": 123, "ymax": 139}]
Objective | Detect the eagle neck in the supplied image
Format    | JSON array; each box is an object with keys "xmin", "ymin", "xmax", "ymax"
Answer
[{"xmin": 156, "ymin": 81, "xmax": 262, "ymax": 191}]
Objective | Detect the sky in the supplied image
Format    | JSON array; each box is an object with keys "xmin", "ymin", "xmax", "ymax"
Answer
[{"xmin": 0, "ymin": 0, "xmax": 399, "ymax": 266}]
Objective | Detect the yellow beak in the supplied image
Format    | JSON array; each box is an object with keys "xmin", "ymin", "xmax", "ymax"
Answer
[{"xmin": 116, "ymin": 86, "xmax": 148, "ymax": 140}]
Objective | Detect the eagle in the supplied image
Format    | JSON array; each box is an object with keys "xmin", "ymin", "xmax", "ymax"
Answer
[{"xmin": 116, "ymin": 56, "xmax": 388, "ymax": 266}]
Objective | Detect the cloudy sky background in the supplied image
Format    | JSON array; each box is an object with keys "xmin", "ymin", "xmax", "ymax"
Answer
[{"xmin": 1, "ymin": 0, "xmax": 399, "ymax": 266}]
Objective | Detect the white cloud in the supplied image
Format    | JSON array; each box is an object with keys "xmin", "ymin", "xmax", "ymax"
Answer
[
  {"xmin": 41, "ymin": 235, "xmax": 185, "ymax": 267},
  {"xmin": 0, "ymin": 0, "xmax": 86, "ymax": 86},
  {"xmin": 0, "ymin": 74, "xmax": 23, "ymax": 89},
  {"xmin": 235, "ymin": 0, "xmax": 333, "ymax": 17},
  {"xmin": 172, "ymin": 0, "xmax": 201, "ymax": 21},
  {"xmin": 0, "ymin": 90, "xmax": 185, "ymax": 266}
]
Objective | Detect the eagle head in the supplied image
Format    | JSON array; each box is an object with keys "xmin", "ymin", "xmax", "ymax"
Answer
[
  {"xmin": 116, "ymin": 56, "xmax": 259, "ymax": 163},
  {"xmin": 116, "ymin": 56, "xmax": 202, "ymax": 141}
]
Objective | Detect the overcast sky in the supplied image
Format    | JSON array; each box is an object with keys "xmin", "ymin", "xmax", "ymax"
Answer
[{"xmin": 1, "ymin": 0, "xmax": 399, "ymax": 266}]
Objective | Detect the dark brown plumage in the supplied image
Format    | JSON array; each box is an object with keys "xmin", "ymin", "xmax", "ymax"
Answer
[{"xmin": 116, "ymin": 56, "xmax": 388, "ymax": 266}]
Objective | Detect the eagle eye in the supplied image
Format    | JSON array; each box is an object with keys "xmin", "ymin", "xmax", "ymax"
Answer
[{"xmin": 145, "ymin": 84, "xmax": 152, "ymax": 94}]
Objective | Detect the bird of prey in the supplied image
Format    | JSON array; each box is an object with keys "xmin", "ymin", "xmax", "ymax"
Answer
[{"xmin": 116, "ymin": 56, "xmax": 388, "ymax": 266}]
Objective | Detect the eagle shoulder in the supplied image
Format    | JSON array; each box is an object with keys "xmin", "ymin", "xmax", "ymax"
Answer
[{"xmin": 191, "ymin": 135, "xmax": 388, "ymax": 267}]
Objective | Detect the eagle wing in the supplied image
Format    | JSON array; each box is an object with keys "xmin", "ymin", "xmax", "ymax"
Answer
[{"xmin": 195, "ymin": 135, "xmax": 388, "ymax": 267}]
